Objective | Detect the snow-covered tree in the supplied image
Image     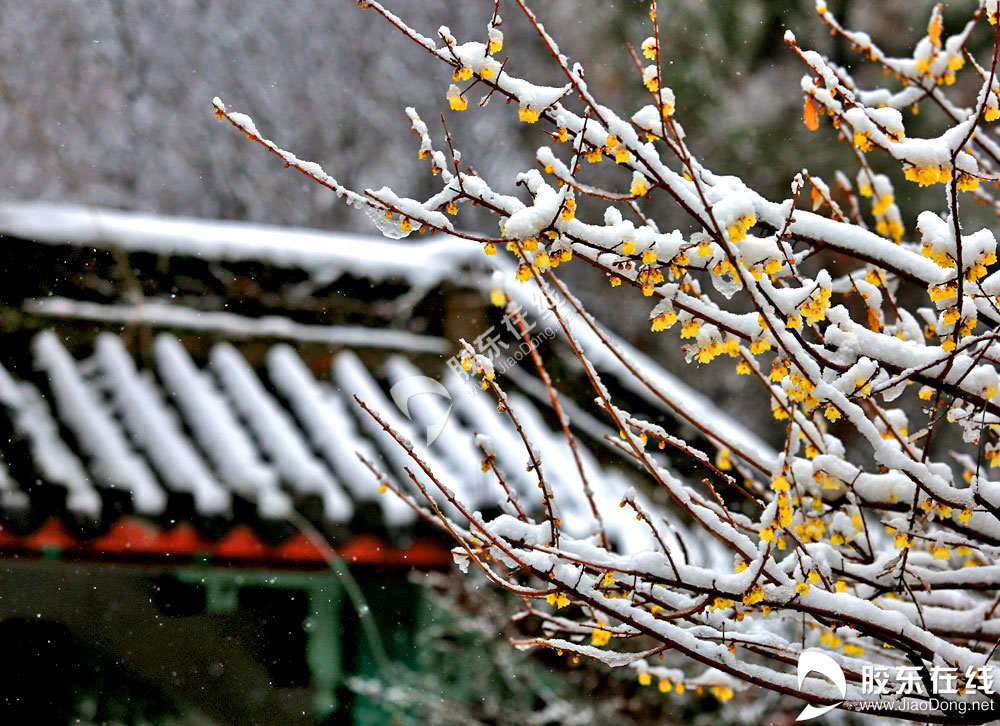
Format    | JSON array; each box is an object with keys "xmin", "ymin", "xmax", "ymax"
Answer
[{"xmin": 215, "ymin": 0, "xmax": 1000, "ymax": 721}]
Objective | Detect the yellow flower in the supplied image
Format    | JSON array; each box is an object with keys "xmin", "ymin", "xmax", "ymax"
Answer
[
  {"xmin": 872, "ymin": 194, "xmax": 893, "ymax": 216},
  {"xmin": 680, "ymin": 320, "xmax": 701, "ymax": 338},
  {"xmin": 447, "ymin": 85, "xmax": 468, "ymax": 111},
  {"xmin": 641, "ymin": 37, "xmax": 657, "ymax": 59},
  {"xmin": 957, "ymin": 174, "xmax": 980, "ymax": 192},
  {"xmin": 835, "ymin": 580, "xmax": 847, "ymax": 593},
  {"xmin": 760, "ymin": 526, "xmax": 775, "ymax": 542},
  {"xmin": 986, "ymin": 106, "xmax": 1000, "ymax": 122},
  {"xmin": 519, "ymin": 106, "xmax": 540, "ymax": 123},
  {"xmin": 904, "ymin": 165, "xmax": 945, "ymax": 187},
  {"xmin": 484, "ymin": 242, "xmax": 497, "ymax": 256},
  {"xmin": 958, "ymin": 508, "xmax": 973, "ymax": 523},
  {"xmin": 853, "ymin": 131, "xmax": 873, "ymax": 152},
  {"xmin": 630, "ymin": 172, "xmax": 649, "ymax": 196},
  {"xmin": 651, "ymin": 311, "xmax": 677, "ymax": 331},
  {"xmin": 796, "ymin": 582, "xmax": 811, "ymax": 595},
  {"xmin": 615, "ymin": 147, "xmax": 631, "ymax": 163},
  {"xmin": 658, "ymin": 679, "xmax": 673, "ymax": 693},
  {"xmin": 711, "ymin": 597, "xmax": 733, "ymax": 610},
  {"xmin": 591, "ymin": 625, "xmax": 611, "ymax": 646},
  {"xmin": 638, "ymin": 672, "xmax": 652, "ymax": 686},
  {"xmin": 932, "ymin": 545, "xmax": 950, "ymax": 560},
  {"xmin": 488, "ymin": 30, "xmax": 503, "ymax": 54},
  {"xmin": 824, "ymin": 405, "xmax": 841, "ymax": 421},
  {"xmin": 711, "ymin": 686, "xmax": 735, "ymax": 702},
  {"xmin": 743, "ymin": 585, "xmax": 765, "ymax": 605},
  {"xmin": 642, "ymin": 250, "xmax": 657, "ymax": 265}
]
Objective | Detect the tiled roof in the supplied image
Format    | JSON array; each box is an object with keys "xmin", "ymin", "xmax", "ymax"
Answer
[{"xmin": 0, "ymin": 331, "xmax": 649, "ymax": 557}]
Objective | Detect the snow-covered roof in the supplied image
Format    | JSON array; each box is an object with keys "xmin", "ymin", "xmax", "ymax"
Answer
[
  {"xmin": 0, "ymin": 330, "xmax": 666, "ymax": 555},
  {"xmin": 0, "ymin": 201, "xmax": 483, "ymax": 286}
]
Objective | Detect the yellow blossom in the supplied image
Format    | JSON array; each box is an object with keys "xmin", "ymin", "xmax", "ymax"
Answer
[
  {"xmin": 488, "ymin": 31, "xmax": 503, "ymax": 54},
  {"xmin": 631, "ymin": 172, "xmax": 649, "ymax": 196},
  {"xmin": 712, "ymin": 685, "xmax": 735, "ymax": 701},
  {"xmin": 670, "ymin": 317, "xmax": 700, "ymax": 341},
  {"xmin": 591, "ymin": 625, "xmax": 611, "ymax": 646},
  {"xmin": 743, "ymin": 585, "xmax": 765, "ymax": 605},
  {"xmin": 958, "ymin": 173, "xmax": 980, "ymax": 192},
  {"xmin": 446, "ymin": 84, "xmax": 469, "ymax": 111},
  {"xmin": 638, "ymin": 672, "xmax": 652, "ymax": 686},
  {"xmin": 519, "ymin": 106, "xmax": 540, "ymax": 123}
]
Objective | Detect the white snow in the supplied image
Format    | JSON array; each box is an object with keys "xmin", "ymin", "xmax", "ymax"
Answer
[
  {"xmin": 153, "ymin": 334, "xmax": 291, "ymax": 519},
  {"xmin": 93, "ymin": 334, "xmax": 230, "ymax": 516},
  {"xmin": 32, "ymin": 331, "xmax": 166, "ymax": 515},
  {"xmin": 210, "ymin": 342, "xmax": 352, "ymax": 522}
]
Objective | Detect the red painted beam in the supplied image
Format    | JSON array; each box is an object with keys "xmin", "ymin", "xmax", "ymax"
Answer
[{"xmin": 0, "ymin": 517, "xmax": 453, "ymax": 569}]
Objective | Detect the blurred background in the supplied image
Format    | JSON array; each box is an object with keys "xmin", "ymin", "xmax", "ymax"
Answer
[{"xmin": 0, "ymin": 0, "xmax": 987, "ymax": 724}]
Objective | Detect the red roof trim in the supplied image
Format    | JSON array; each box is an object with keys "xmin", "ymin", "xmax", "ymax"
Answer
[{"xmin": 0, "ymin": 517, "xmax": 452, "ymax": 569}]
